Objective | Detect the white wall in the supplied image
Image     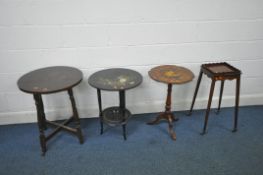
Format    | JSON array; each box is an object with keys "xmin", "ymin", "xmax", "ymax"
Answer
[{"xmin": 0, "ymin": 0, "xmax": 263, "ymax": 125}]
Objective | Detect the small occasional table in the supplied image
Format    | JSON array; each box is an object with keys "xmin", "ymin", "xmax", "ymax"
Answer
[
  {"xmin": 148, "ymin": 65, "xmax": 194, "ymax": 140},
  {"xmin": 188, "ymin": 62, "xmax": 241, "ymax": 134},
  {"xmin": 88, "ymin": 68, "xmax": 142, "ymax": 140},
  {"xmin": 17, "ymin": 66, "xmax": 84, "ymax": 155}
]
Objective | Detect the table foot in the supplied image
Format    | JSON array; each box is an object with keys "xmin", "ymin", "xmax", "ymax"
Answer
[
  {"xmin": 77, "ymin": 128, "xmax": 84, "ymax": 144},
  {"xmin": 39, "ymin": 135, "xmax": 47, "ymax": 156},
  {"xmin": 215, "ymin": 109, "xmax": 220, "ymax": 115},
  {"xmin": 169, "ymin": 128, "xmax": 177, "ymax": 140},
  {"xmin": 232, "ymin": 128, "xmax": 237, "ymax": 133},
  {"xmin": 186, "ymin": 111, "xmax": 192, "ymax": 116},
  {"xmin": 200, "ymin": 131, "xmax": 207, "ymax": 135}
]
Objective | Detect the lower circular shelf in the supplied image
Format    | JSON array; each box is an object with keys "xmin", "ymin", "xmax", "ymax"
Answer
[{"xmin": 102, "ymin": 106, "xmax": 131, "ymax": 126}]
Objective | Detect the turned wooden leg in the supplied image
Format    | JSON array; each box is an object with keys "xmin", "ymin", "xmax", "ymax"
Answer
[
  {"xmin": 38, "ymin": 95, "xmax": 47, "ymax": 130},
  {"xmin": 68, "ymin": 89, "xmax": 84, "ymax": 144},
  {"xmin": 33, "ymin": 94, "xmax": 47, "ymax": 156},
  {"xmin": 201, "ymin": 79, "xmax": 216, "ymax": 135},
  {"xmin": 216, "ymin": 80, "xmax": 225, "ymax": 114},
  {"xmin": 148, "ymin": 84, "xmax": 178, "ymax": 140},
  {"xmin": 147, "ymin": 84, "xmax": 174, "ymax": 125},
  {"xmin": 165, "ymin": 84, "xmax": 172, "ymax": 113},
  {"xmin": 187, "ymin": 69, "xmax": 203, "ymax": 116},
  {"xmin": 233, "ymin": 76, "xmax": 240, "ymax": 132}
]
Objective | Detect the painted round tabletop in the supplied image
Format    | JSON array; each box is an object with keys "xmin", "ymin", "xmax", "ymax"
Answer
[
  {"xmin": 149, "ymin": 65, "xmax": 194, "ymax": 84},
  {"xmin": 88, "ymin": 68, "xmax": 142, "ymax": 91},
  {"xmin": 17, "ymin": 66, "xmax": 83, "ymax": 94}
]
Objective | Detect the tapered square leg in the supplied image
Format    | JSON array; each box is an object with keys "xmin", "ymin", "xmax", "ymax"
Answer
[
  {"xmin": 187, "ymin": 70, "xmax": 203, "ymax": 116},
  {"xmin": 233, "ymin": 76, "xmax": 240, "ymax": 132},
  {"xmin": 215, "ymin": 80, "xmax": 225, "ymax": 114},
  {"xmin": 201, "ymin": 79, "xmax": 216, "ymax": 135}
]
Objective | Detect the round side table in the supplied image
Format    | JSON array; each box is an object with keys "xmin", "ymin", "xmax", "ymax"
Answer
[
  {"xmin": 148, "ymin": 65, "xmax": 194, "ymax": 140},
  {"xmin": 88, "ymin": 68, "xmax": 142, "ymax": 140},
  {"xmin": 17, "ymin": 66, "xmax": 84, "ymax": 155}
]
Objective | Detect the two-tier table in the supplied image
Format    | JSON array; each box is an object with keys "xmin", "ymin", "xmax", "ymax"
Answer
[{"xmin": 88, "ymin": 68, "xmax": 142, "ymax": 140}]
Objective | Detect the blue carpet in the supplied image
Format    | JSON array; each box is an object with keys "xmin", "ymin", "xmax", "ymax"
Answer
[{"xmin": 0, "ymin": 105, "xmax": 263, "ymax": 175}]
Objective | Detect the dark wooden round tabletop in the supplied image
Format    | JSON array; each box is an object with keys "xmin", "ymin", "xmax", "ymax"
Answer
[
  {"xmin": 88, "ymin": 68, "xmax": 143, "ymax": 91},
  {"xmin": 17, "ymin": 66, "xmax": 83, "ymax": 94},
  {"xmin": 149, "ymin": 65, "xmax": 194, "ymax": 84}
]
